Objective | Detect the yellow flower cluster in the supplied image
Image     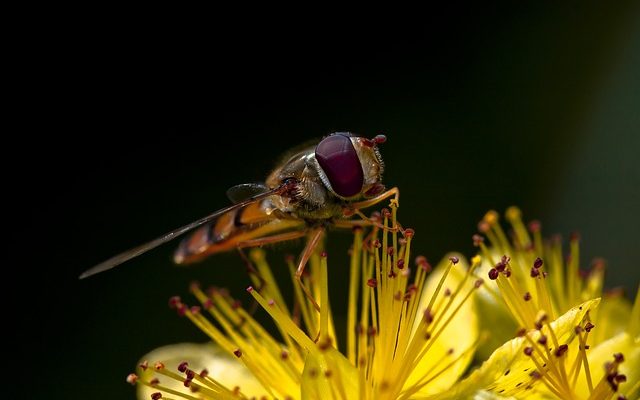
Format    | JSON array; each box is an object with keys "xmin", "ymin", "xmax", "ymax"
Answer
[{"xmin": 128, "ymin": 205, "xmax": 639, "ymax": 400}]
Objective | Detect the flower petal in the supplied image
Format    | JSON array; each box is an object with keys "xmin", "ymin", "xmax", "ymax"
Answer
[
  {"xmin": 136, "ymin": 342, "xmax": 265, "ymax": 399},
  {"xmin": 424, "ymin": 298, "xmax": 600, "ymax": 400},
  {"xmin": 575, "ymin": 331, "xmax": 640, "ymax": 399},
  {"xmin": 406, "ymin": 253, "xmax": 479, "ymax": 395}
]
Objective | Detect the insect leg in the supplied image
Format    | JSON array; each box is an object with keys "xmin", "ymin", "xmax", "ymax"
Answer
[
  {"xmin": 345, "ymin": 186, "xmax": 400, "ymax": 211},
  {"xmin": 295, "ymin": 227, "xmax": 325, "ymax": 313}
]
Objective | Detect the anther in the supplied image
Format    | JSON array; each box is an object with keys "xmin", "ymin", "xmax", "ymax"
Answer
[
  {"xmin": 387, "ymin": 246, "xmax": 394, "ymax": 256},
  {"xmin": 233, "ymin": 349, "xmax": 242, "ymax": 358},
  {"xmin": 530, "ymin": 267, "xmax": 540, "ymax": 278},
  {"xmin": 524, "ymin": 292, "xmax": 532, "ymax": 301},
  {"xmin": 478, "ymin": 220, "xmax": 490, "ymax": 233},
  {"xmin": 154, "ymin": 362, "xmax": 165, "ymax": 370},
  {"xmin": 176, "ymin": 303, "xmax": 187, "ymax": 317},
  {"xmin": 488, "ymin": 268, "xmax": 499, "ymax": 280},
  {"xmin": 397, "ymin": 259, "xmax": 405, "ymax": 269},
  {"xmin": 178, "ymin": 362, "xmax": 189, "ymax": 373},
  {"xmin": 472, "ymin": 234, "xmax": 484, "ymax": 246},
  {"xmin": 524, "ymin": 347, "xmax": 534, "ymax": 356},
  {"xmin": 554, "ymin": 344, "xmax": 568, "ymax": 357},
  {"xmin": 320, "ymin": 251, "xmax": 328, "ymax": 258},
  {"xmin": 528, "ymin": 220, "xmax": 541, "ymax": 233},
  {"xmin": 449, "ymin": 256, "xmax": 459, "ymax": 265},
  {"xmin": 403, "ymin": 228, "xmax": 415, "ymax": 238},
  {"xmin": 584, "ymin": 322, "xmax": 595, "ymax": 332},
  {"xmin": 139, "ymin": 361, "xmax": 148, "ymax": 371},
  {"xmin": 151, "ymin": 392, "xmax": 162, "ymax": 400},
  {"xmin": 168, "ymin": 296, "xmax": 181, "ymax": 309},
  {"xmin": 199, "ymin": 369, "xmax": 208, "ymax": 378},
  {"xmin": 381, "ymin": 208, "xmax": 391, "ymax": 219},
  {"xmin": 613, "ymin": 353, "xmax": 624, "ymax": 363},
  {"xmin": 474, "ymin": 279, "xmax": 484, "ymax": 288},
  {"xmin": 150, "ymin": 378, "xmax": 159, "ymax": 386},
  {"xmin": 190, "ymin": 306, "xmax": 201, "ymax": 315},
  {"xmin": 533, "ymin": 257, "xmax": 543, "ymax": 269},
  {"xmin": 126, "ymin": 373, "xmax": 138, "ymax": 385},
  {"xmin": 246, "ymin": 286, "xmax": 254, "ymax": 293},
  {"xmin": 537, "ymin": 335, "xmax": 547, "ymax": 345},
  {"xmin": 367, "ymin": 278, "xmax": 378, "ymax": 288}
]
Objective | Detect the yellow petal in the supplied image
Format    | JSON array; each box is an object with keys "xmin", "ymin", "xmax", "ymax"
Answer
[
  {"xmin": 591, "ymin": 293, "xmax": 632, "ymax": 346},
  {"xmin": 136, "ymin": 342, "xmax": 266, "ymax": 399},
  {"xmin": 574, "ymin": 331, "xmax": 640, "ymax": 399},
  {"xmin": 406, "ymin": 253, "xmax": 479, "ymax": 395},
  {"xmin": 425, "ymin": 298, "xmax": 600, "ymax": 400}
]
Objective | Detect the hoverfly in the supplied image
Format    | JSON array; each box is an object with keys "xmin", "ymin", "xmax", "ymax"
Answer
[{"xmin": 80, "ymin": 132, "xmax": 399, "ymax": 299}]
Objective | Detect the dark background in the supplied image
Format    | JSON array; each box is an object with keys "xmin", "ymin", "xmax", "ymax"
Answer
[{"xmin": 23, "ymin": 3, "xmax": 639, "ymax": 399}]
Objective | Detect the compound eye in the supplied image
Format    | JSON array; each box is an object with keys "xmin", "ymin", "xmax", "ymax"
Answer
[{"xmin": 315, "ymin": 134, "xmax": 364, "ymax": 197}]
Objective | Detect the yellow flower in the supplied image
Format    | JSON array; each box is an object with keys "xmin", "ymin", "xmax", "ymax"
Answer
[
  {"xmin": 128, "ymin": 203, "xmax": 483, "ymax": 399},
  {"xmin": 461, "ymin": 207, "xmax": 640, "ymax": 400}
]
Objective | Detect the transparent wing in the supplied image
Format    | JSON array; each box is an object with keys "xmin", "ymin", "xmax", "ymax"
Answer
[
  {"xmin": 79, "ymin": 184, "xmax": 285, "ymax": 279},
  {"xmin": 226, "ymin": 183, "xmax": 270, "ymax": 204}
]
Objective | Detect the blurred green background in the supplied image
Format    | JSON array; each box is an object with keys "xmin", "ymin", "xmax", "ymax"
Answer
[{"xmin": 27, "ymin": 3, "xmax": 639, "ymax": 399}]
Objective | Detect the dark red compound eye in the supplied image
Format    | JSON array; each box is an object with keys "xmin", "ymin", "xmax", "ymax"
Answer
[{"xmin": 315, "ymin": 133, "xmax": 364, "ymax": 198}]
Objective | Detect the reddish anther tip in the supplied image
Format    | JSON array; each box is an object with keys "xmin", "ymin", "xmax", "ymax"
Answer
[
  {"xmin": 246, "ymin": 286, "xmax": 254, "ymax": 293},
  {"xmin": 381, "ymin": 208, "xmax": 391, "ymax": 218},
  {"xmin": 268, "ymin": 299, "xmax": 275, "ymax": 306},
  {"xmin": 537, "ymin": 335, "xmax": 548, "ymax": 345},
  {"xmin": 126, "ymin": 373, "xmax": 138, "ymax": 385},
  {"xmin": 397, "ymin": 259, "xmax": 405, "ymax": 269},
  {"xmin": 203, "ymin": 299, "xmax": 213, "ymax": 309},
  {"xmin": 372, "ymin": 239, "xmax": 382, "ymax": 248},
  {"xmin": 472, "ymin": 234, "xmax": 484, "ymax": 246},
  {"xmin": 387, "ymin": 246, "xmax": 394, "ymax": 255},
  {"xmin": 524, "ymin": 292, "xmax": 532, "ymax": 301},
  {"xmin": 190, "ymin": 306, "xmax": 201, "ymax": 315},
  {"xmin": 233, "ymin": 349, "xmax": 242, "ymax": 358},
  {"xmin": 168, "ymin": 296, "xmax": 181, "ymax": 309},
  {"xmin": 176, "ymin": 304, "xmax": 187, "ymax": 317},
  {"xmin": 367, "ymin": 278, "xmax": 378, "ymax": 288},
  {"xmin": 284, "ymin": 254, "xmax": 295, "ymax": 263},
  {"xmin": 570, "ymin": 231, "xmax": 580, "ymax": 241},
  {"xmin": 320, "ymin": 251, "xmax": 328, "ymax": 258},
  {"xmin": 424, "ymin": 308, "xmax": 434, "ymax": 324},
  {"xmin": 554, "ymin": 344, "xmax": 569, "ymax": 357},
  {"xmin": 139, "ymin": 361, "xmax": 148, "ymax": 371},
  {"xmin": 530, "ymin": 267, "xmax": 540, "ymax": 278},
  {"xmin": 186, "ymin": 369, "xmax": 195, "ymax": 380},
  {"xmin": 524, "ymin": 347, "xmax": 534, "ymax": 356},
  {"xmin": 474, "ymin": 279, "xmax": 484, "ymax": 288},
  {"xmin": 154, "ymin": 362, "xmax": 165, "ymax": 370},
  {"xmin": 533, "ymin": 257, "xmax": 544, "ymax": 269},
  {"xmin": 151, "ymin": 392, "xmax": 163, "ymax": 400},
  {"xmin": 613, "ymin": 353, "xmax": 624, "ymax": 363},
  {"xmin": 477, "ymin": 221, "xmax": 490, "ymax": 233},
  {"xmin": 488, "ymin": 268, "xmax": 499, "ymax": 280},
  {"xmin": 449, "ymin": 256, "xmax": 459, "ymax": 265},
  {"xmin": 403, "ymin": 228, "xmax": 415, "ymax": 238},
  {"xmin": 528, "ymin": 220, "xmax": 541, "ymax": 233},
  {"xmin": 351, "ymin": 225, "xmax": 363, "ymax": 233},
  {"xmin": 189, "ymin": 281, "xmax": 201, "ymax": 291},
  {"xmin": 178, "ymin": 362, "xmax": 189, "ymax": 373}
]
